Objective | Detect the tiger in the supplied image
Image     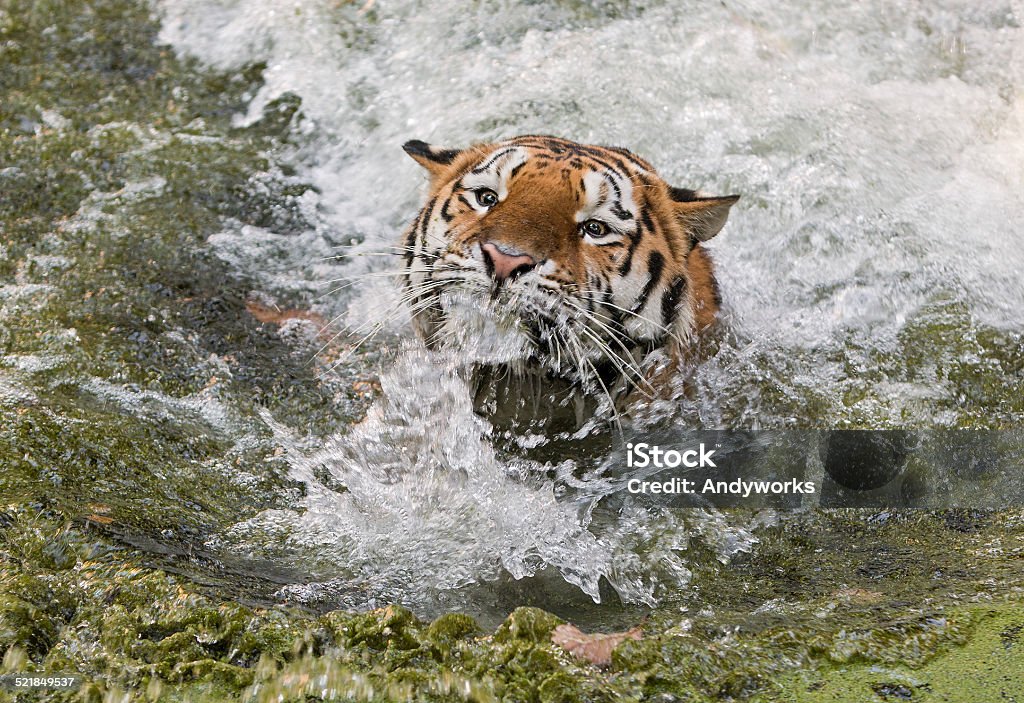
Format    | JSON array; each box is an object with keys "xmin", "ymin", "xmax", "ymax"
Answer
[{"xmin": 399, "ymin": 134, "xmax": 739, "ymax": 423}]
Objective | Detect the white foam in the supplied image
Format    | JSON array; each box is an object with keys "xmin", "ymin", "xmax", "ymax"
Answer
[{"xmin": 225, "ymin": 349, "xmax": 752, "ymax": 610}]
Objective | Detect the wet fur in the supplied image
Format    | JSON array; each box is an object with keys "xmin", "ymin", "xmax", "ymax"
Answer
[{"xmin": 400, "ymin": 135, "xmax": 738, "ymax": 414}]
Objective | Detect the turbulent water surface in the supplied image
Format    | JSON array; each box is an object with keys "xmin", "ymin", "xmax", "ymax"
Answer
[
  {"xmin": 4, "ymin": 0, "xmax": 1023, "ymax": 630},
  {"xmin": 172, "ymin": 0, "xmax": 1022, "ymax": 614},
  {"xmin": 159, "ymin": 0, "xmax": 1024, "ymax": 615}
]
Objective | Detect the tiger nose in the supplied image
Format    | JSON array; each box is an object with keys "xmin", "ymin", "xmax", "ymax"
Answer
[{"xmin": 480, "ymin": 241, "xmax": 537, "ymax": 282}]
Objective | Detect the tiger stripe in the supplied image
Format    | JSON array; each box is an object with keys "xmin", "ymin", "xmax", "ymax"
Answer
[{"xmin": 399, "ymin": 135, "xmax": 739, "ymax": 399}]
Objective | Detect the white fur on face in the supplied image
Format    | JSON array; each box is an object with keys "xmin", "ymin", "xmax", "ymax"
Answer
[
  {"xmin": 574, "ymin": 169, "xmax": 638, "ymax": 244},
  {"xmin": 458, "ymin": 147, "xmax": 530, "ymax": 212}
]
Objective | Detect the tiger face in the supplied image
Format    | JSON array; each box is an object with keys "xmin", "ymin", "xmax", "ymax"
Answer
[{"xmin": 400, "ymin": 134, "xmax": 738, "ymax": 399}]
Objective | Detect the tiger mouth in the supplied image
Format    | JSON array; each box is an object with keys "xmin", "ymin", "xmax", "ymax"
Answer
[
  {"xmin": 434, "ymin": 273, "xmax": 577, "ymax": 331},
  {"xmin": 427, "ymin": 276, "xmax": 635, "ymax": 381}
]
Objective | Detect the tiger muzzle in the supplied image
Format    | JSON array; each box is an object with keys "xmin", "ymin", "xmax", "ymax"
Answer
[{"xmin": 480, "ymin": 241, "xmax": 538, "ymax": 283}]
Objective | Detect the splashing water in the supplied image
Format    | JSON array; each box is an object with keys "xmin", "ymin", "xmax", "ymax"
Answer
[
  {"xmin": 154, "ymin": 0, "xmax": 1024, "ymax": 610},
  {"xmin": 220, "ymin": 348, "xmax": 759, "ymax": 612}
]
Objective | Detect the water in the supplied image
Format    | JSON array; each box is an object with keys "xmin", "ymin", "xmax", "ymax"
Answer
[
  {"xmin": 143, "ymin": 0, "xmax": 1024, "ymax": 618},
  {"xmin": 3, "ymin": 0, "xmax": 1022, "ymax": 639}
]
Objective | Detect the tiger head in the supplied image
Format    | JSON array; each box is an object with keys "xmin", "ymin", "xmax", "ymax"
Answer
[{"xmin": 400, "ymin": 134, "xmax": 738, "ymax": 398}]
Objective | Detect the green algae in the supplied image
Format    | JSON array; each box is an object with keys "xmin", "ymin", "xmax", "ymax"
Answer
[
  {"xmin": 0, "ymin": 0, "xmax": 365, "ymax": 543},
  {"xmin": 2, "ymin": 506, "xmax": 1023, "ymax": 702},
  {"xmin": 758, "ymin": 605, "xmax": 1024, "ymax": 702},
  {"xmin": 848, "ymin": 296, "xmax": 1024, "ymax": 428},
  {"xmin": 426, "ymin": 613, "xmax": 482, "ymax": 646},
  {"xmin": 492, "ymin": 607, "xmax": 565, "ymax": 645}
]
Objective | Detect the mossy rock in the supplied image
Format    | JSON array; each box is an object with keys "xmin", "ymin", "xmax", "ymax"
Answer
[
  {"xmin": 537, "ymin": 671, "xmax": 582, "ymax": 703},
  {"xmin": 169, "ymin": 657, "xmax": 254, "ymax": 687},
  {"xmin": 321, "ymin": 605, "xmax": 423, "ymax": 651},
  {"xmin": 232, "ymin": 610, "xmax": 299, "ymax": 664},
  {"xmin": 0, "ymin": 594, "xmax": 60, "ymax": 661},
  {"xmin": 499, "ymin": 679, "xmax": 538, "ymax": 703},
  {"xmin": 426, "ymin": 612, "xmax": 481, "ymax": 645},
  {"xmin": 493, "ymin": 607, "xmax": 564, "ymax": 645}
]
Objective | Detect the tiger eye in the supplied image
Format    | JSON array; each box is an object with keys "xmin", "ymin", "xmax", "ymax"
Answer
[
  {"xmin": 476, "ymin": 189, "xmax": 499, "ymax": 207},
  {"xmin": 581, "ymin": 220, "xmax": 608, "ymax": 237}
]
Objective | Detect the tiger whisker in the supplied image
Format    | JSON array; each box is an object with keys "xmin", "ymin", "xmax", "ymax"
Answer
[
  {"xmin": 312, "ymin": 278, "xmax": 443, "ymax": 358},
  {"xmin": 317, "ymin": 249, "xmax": 420, "ymax": 263},
  {"xmin": 313, "ymin": 268, "xmax": 434, "ymax": 302},
  {"xmin": 319, "ymin": 268, "xmax": 424, "ymax": 286},
  {"xmin": 317, "ymin": 252, "xmax": 415, "ymax": 263},
  {"xmin": 569, "ymin": 319, "xmax": 654, "ymax": 400},
  {"xmin": 317, "ymin": 287, "xmax": 447, "ymax": 374},
  {"xmin": 321, "ymin": 243, "xmax": 419, "ymax": 252},
  {"xmin": 561, "ymin": 300, "xmax": 654, "ymax": 388},
  {"xmin": 591, "ymin": 297, "xmax": 687, "ymax": 348},
  {"xmin": 562, "ymin": 325, "xmax": 622, "ymax": 430},
  {"xmin": 554, "ymin": 297, "xmax": 655, "ymax": 393}
]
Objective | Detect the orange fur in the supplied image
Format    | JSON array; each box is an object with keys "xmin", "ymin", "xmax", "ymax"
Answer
[
  {"xmin": 686, "ymin": 244, "xmax": 720, "ymax": 331},
  {"xmin": 401, "ymin": 135, "xmax": 739, "ymax": 401}
]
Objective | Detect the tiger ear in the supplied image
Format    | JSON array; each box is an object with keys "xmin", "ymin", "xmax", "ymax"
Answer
[
  {"xmin": 669, "ymin": 188, "xmax": 740, "ymax": 242},
  {"xmin": 403, "ymin": 140, "xmax": 464, "ymax": 177}
]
